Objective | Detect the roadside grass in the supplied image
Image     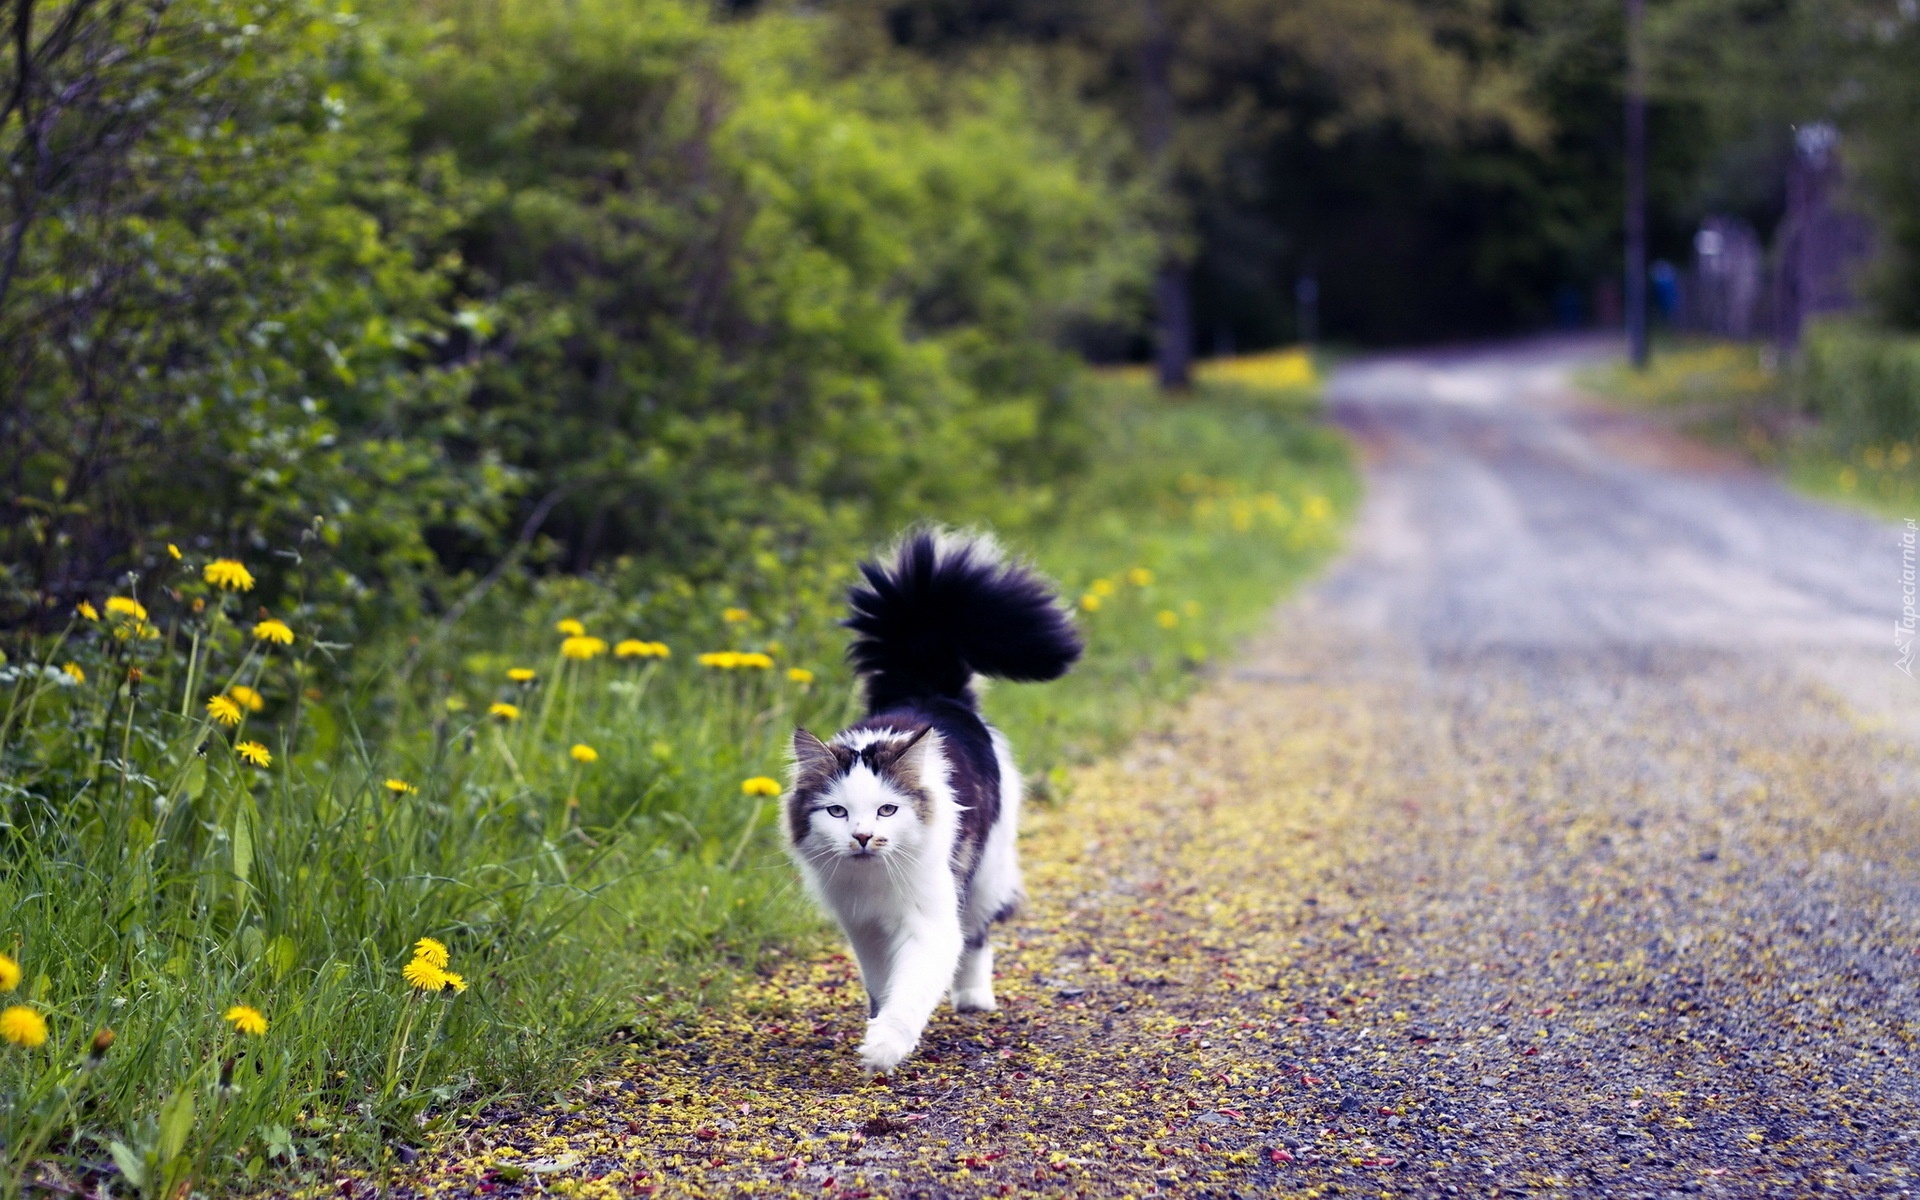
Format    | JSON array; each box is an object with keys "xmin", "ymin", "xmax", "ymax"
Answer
[
  {"xmin": 0, "ymin": 365, "xmax": 1351, "ymax": 1195},
  {"xmin": 1577, "ymin": 336, "xmax": 1920, "ymax": 519}
]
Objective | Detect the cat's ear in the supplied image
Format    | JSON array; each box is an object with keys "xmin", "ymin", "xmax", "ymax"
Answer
[
  {"xmin": 880, "ymin": 726, "xmax": 944, "ymax": 795},
  {"xmin": 791, "ymin": 728, "xmax": 838, "ymax": 787}
]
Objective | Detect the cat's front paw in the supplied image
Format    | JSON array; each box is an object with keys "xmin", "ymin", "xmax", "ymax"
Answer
[
  {"xmin": 951, "ymin": 987, "xmax": 997, "ymax": 1012},
  {"xmin": 858, "ymin": 1020, "xmax": 918, "ymax": 1073}
]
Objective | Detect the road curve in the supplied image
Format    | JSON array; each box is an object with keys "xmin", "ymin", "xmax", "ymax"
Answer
[{"xmin": 384, "ymin": 340, "xmax": 1920, "ymax": 1199}]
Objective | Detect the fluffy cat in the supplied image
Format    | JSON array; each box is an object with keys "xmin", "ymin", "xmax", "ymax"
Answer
[{"xmin": 785, "ymin": 529, "xmax": 1082, "ymax": 1072}]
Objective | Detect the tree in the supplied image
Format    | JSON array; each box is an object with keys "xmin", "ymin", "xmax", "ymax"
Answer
[{"xmin": 842, "ymin": 0, "xmax": 1538, "ymax": 385}]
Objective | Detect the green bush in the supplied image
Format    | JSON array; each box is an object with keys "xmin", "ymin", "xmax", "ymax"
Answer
[{"xmin": 1796, "ymin": 321, "xmax": 1920, "ymax": 449}]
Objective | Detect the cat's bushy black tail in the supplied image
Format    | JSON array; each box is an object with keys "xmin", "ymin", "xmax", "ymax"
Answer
[{"xmin": 845, "ymin": 529, "xmax": 1082, "ymax": 711}]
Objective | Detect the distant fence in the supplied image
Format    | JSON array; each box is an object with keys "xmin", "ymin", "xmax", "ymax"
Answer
[{"xmin": 1673, "ymin": 123, "xmax": 1875, "ymax": 349}]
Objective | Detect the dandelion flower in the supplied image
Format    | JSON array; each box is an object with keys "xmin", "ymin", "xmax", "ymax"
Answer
[
  {"xmin": 650, "ymin": 641, "xmax": 671, "ymax": 658},
  {"xmin": 698, "ymin": 651, "xmax": 741, "ymax": 670},
  {"xmin": 737, "ymin": 652, "xmax": 774, "ymax": 670},
  {"xmin": 440, "ymin": 971, "xmax": 468, "ymax": 994},
  {"xmin": 1079, "ymin": 593, "xmax": 1101, "ymax": 613},
  {"xmin": 560, "ymin": 635, "xmax": 607, "ymax": 661},
  {"xmin": 1127, "ymin": 567, "xmax": 1155, "ymax": 587},
  {"xmin": 235, "ymin": 741, "xmax": 271, "ymax": 768},
  {"xmin": 722, "ymin": 607, "xmax": 750, "ymax": 623},
  {"xmin": 1089, "ymin": 579, "xmax": 1115, "ymax": 598},
  {"xmin": 507, "ymin": 667, "xmax": 537, "ymax": 683},
  {"xmin": 167, "ymin": 543, "xmax": 183, "ymax": 561},
  {"xmin": 569, "ymin": 743, "xmax": 599, "ymax": 764},
  {"xmin": 105, "ymin": 596, "xmax": 148, "ymax": 622},
  {"xmin": 0, "ymin": 1006, "xmax": 47, "ymax": 1048},
  {"xmin": 412, "ymin": 938, "xmax": 450, "ymax": 968},
  {"xmin": 741, "ymin": 776, "xmax": 783, "ymax": 797},
  {"xmin": 223, "ymin": 1005, "xmax": 268, "ymax": 1036},
  {"xmin": 204, "ymin": 559, "xmax": 255, "ymax": 592},
  {"xmin": 229, "ymin": 685, "xmax": 265, "ymax": 712},
  {"xmin": 402, "ymin": 957, "xmax": 448, "ymax": 992},
  {"xmin": 614, "ymin": 639, "xmax": 666, "ymax": 659},
  {"xmin": 207, "ymin": 695, "xmax": 244, "ymax": 726},
  {"xmin": 554, "ymin": 618, "xmax": 586, "ymax": 637},
  {"xmin": 786, "ymin": 667, "xmax": 815, "ymax": 684},
  {"xmin": 0, "ymin": 954, "xmax": 18, "ymax": 992},
  {"xmin": 252, "ymin": 619, "xmax": 294, "ymax": 646},
  {"xmin": 488, "ymin": 702, "xmax": 520, "ymax": 721},
  {"xmin": 61, "ymin": 662, "xmax": 85, "ymax": 684},
  {"xmin": 1156, "ymin": 610, "xmax": 1180, "ymax": 629},
  {"xmin": 384, "ymin": 778, "xmax": 418, "ymax": 795},
  {"xmin": 76, "ymin": 601, "xmax": 99, "ymax": 621}
]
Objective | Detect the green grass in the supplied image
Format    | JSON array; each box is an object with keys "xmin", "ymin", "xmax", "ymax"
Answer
[
  {"xmin": 1577, "ymin": 336, "xmax": 1920, "ymax": 520},
  {"xmin": 0, "ymin": 372, "xmax": 1352, "ymax": 1196}
]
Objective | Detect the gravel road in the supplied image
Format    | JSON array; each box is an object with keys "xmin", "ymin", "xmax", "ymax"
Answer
[{"xmin": 389, "ymin": 340, "xmax": 1920, "ymax": 1199}]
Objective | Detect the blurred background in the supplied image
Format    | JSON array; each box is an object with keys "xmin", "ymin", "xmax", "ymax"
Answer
[{"xmin": 5, "ymin": 0, "xmax": 1916, "ymax": 618}]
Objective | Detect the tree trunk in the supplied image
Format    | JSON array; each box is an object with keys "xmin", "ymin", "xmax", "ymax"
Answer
[
  {"xmin": 1154, "ymin": 263, "xmax": 1193, "ymax": 391},
  {"xmin": 1140, "ymin": 0, "xmax": 1191, "ymax": 390}
]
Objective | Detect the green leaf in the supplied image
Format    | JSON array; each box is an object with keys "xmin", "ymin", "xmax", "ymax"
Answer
[
  {"xmin": 156, "ymin": 1087, "xmax": 194, "ymax": 1165},
  {"xmin": 108, "ymin": 1140, "xmax": 147, "ymax": 1189}
]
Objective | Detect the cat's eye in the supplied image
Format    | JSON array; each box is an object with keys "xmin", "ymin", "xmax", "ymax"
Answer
[
  {"xmin": 876, "ymin": 804, "xmax": 898, "ymax": 817},
  {"xmin": 825, "ymin": 805, "xmax": 848, "ymax": 819}
]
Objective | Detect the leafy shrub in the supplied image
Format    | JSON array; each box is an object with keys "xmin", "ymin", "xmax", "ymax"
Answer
[{"xmin": 1796, "ymin": 320, "xmax": 1920, "ymax": 449}]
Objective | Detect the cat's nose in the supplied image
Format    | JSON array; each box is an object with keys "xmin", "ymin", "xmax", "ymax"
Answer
[{"xmin": 853, "ymin": 832, "xmax": 872, "ymax": 847}]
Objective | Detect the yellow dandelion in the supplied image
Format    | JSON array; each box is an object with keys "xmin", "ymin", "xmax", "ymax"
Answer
[
  {"xmin": 61, "ymin": 662, "xmax": 85, "ymax": 684},
  {"xmin": 252, "ymin": 619, "xmax": 294, "ymax": 646},
  {"xmin": 229, "ymin": 685, "xmax": 265, "ymax": 712},
  {"xmin": 560, "ymin": 635, "xmax": 607, "ymax": 661},
  {"xmin": 412, "ymin": 938, "xmax": 450, "ymax": 968},
  {"xmin": 569, "ymin": 743, "xmax": 599, "ymax": 764},
  {"xmin": 206, "ymin": 695, "xmax": 243, "ymax": 726},
  {"xmin": 1079, "ymin": 593, "xmax": 1102, "ymax": 613},
  {"xmin": 235, "ymin": 741, "xmax": 271, "ymax": 768},
  {"xmin": 223, "ymin": 1005, "xmax": 268, "ymax": 1036},
  {"xmin": 698, "ymin": 651, "xmax": 742, "ymax": 670},
  {"xmin": 105, "ymin": 596, "xmax": 148, "ymax": 622},
  {"xmin": 786, "ymin": 667, "xmax": 815, "ymax": 684},
  {"xmin": 0, "ymin": 1005, "xmax": 47, "ymax": 1048},
  {"xmin": 741, "ymin": 776, "xmax": 783, "ymax": 797},
  {"xmin": 167, "ymin": 543, "xmax": 182, "ymax": 561},
  {"xmin": 722, "ymin": 607, "xmax": 751, "ymax": 623},
  {"xmin": 76, "ymin": 601, "xmax": 99, "ymax": 621},
  {"xmin": 439, "ymin": 971, "xmax": 468, "ymax": 994},
  {"xmin": 384, "ymin": 778, "xmax": 418, "ymax": 795},
  {"xmin": 507, "ymin": 667, "xmax": 536, "ymax": 683},
  {"xmin": 737, "ymin": 652, "xmax": 774, "ymax": 670},
  {"xmin": 1089, "ymin": 579, "xmax": 1115, "ymax": 598},
  {"xmin": 204, "ymin": 559, "xmax": 255, "ymax": 592},
  {"xmin": 402, "ymin": 957, "xmax": 448, "ymax": 992},
  {"xmin": 1127, "ymin": 567, "xmax": 1155, "ymax": 587},
  {"xmin": 649, "ymin": 641, "xmax": 671, "ymax": 658},
  {"xmin": 488, "ymin": 702, "xmax": 520, "ymax": 721},
  {"xmin": 0, "ymin": 954, "xmax": 18, "ymax": 992},
  {"xmin": 554, "ymin": 618, "xmax": 586, "ymax": 637},
  {"xmin": 1156, "ymin": 610, "xmax": 1180, "ymax": 629},
  {"xmin": 613, "ymin": 640, "xmax": 654, "ymax": 659}
]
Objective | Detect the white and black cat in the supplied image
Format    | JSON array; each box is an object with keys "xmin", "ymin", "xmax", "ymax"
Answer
[{"xmin": 785, "ymin": 529, "xmax": 1081, "ymax": 1072}]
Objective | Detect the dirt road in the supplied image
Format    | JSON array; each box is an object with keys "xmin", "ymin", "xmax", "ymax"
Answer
[{"xmin": 395, "ymin": 341, "xmax": 1920, "ymax": 1198}]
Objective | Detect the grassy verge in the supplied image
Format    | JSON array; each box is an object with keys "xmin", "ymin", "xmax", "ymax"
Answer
[
  {"xmin": 0, "ymin": 364, "xmax": 1351, "ymax": 1195},
  {"xmin": 1576, "ymin": 336, "xmax": 1920, "ymax": 519}
]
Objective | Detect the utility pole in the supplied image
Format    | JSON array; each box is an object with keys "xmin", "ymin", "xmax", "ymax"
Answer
[{"xmin": 1624, "ymin": 0, "xmax": 1649, "ymax": 370}]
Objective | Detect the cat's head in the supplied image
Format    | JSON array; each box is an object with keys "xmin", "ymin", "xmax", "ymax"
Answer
[{"xmin": 786, "ymin": 725, "xmax": 944, "ymax": 862}]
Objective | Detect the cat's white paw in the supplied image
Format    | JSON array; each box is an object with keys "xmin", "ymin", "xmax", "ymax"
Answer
[
  {"xmin": 951, "ymin": 987, "xmax": 997, "ymax": 1012},
  {"xmin": 858, "ymin": 1021, "xmax": 918, "ymax": 1073}
]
